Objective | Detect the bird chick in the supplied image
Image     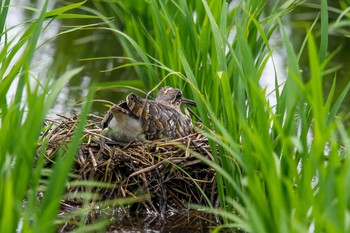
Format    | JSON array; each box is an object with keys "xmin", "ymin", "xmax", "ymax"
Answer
[
  {"xmin": 101, "ymin": 101, "xmax": 145, "ymax": 143},
  {"xmin": 101, "ymin": 86, "xmax": 196, "ymax": 143}
]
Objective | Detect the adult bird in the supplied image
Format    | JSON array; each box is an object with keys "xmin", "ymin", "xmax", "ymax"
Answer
[{"xmin": 101, "ymin": 86, "xmax": 196, "ymax": 142}]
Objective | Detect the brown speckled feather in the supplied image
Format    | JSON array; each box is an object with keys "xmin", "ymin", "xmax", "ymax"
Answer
[{"xmin": 126, "ymin": 93, "xmax": 194, "ymax": 140}]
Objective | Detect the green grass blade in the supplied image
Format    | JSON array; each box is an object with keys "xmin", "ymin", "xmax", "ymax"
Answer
[
  {"xmin": 43, "ymin": 67, "xmax": 84, "ymax": 113},
  {"xmin": 328, "ymin": 81, "xmax": 350, "ymax": 123},
  {"xmin": 0, "ymin": 0, "xmax": 11, "ymax": 42},
  {"xmin": 37, "ymin": 90, "xmax": 94, "ymax": 232},
  {"xmin": 319, "ymin": 0, "xmax": 328, "ymax": 63},
  {"xmin": 45, "ymin": 0, "xmax": 86, "ymax": 18}
]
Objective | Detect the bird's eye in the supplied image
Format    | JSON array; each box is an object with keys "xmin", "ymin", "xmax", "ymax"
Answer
[{"xmin": 175, "ymin": 92, "xmax": 182, "ymax": 100}]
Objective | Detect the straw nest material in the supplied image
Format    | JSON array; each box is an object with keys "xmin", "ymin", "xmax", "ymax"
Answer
[{"xmin": 39, "ymin": 114, "xmax": 217, "ymax": 214}]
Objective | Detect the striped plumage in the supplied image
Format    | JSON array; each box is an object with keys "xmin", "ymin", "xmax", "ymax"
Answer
[{"xmin": 101, "ymin": 86, "xmax": 196, "ymax": 142}]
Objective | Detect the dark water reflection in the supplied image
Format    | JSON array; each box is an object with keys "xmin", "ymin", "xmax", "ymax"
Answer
[
  {"xmin": 59, "ymin": 208, "xmax": 220, "ymax": 233},
  {"xmin": 108, "ymin": 211, "xmax": 217, "ymax": 233},
  {"xmin": 51, "ymin": 21, "xmax": 140, "ymax": 115}
]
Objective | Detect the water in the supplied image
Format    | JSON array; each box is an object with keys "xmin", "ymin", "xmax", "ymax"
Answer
[
  {"xmin": 6, "ymin": 0, "xmax": 138, "ymax": 117},
  {"xmin": 59, "ymin": 208, "xmax": 219, "ymax": 233}
]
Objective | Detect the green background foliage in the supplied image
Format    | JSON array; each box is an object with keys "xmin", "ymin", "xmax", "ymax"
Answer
[{"xmin": 1, "ymin": 0, "xmax": 350, "ymax": 232}]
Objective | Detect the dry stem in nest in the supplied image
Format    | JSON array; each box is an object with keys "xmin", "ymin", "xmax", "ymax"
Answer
[{"xmin": 39, "ymin": 114, "xmax": 217, "ymax": 214}]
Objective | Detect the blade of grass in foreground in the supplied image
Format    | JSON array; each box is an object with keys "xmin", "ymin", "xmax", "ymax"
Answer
[
  {"xmin": 22, "ymin": 68, "xmax": 84, "ymax": 232},
  {"xmin": 0, "ymin": 1, "xmax": 50, "ymax": 232},
  {"xmin": 0, "ymin": 0, "xmax": 11, "ymax": 43},
  {"xmin": 318, "ymin": 0, "xmax": 328, "ymax": 63},
  {"xmin": 36, "ymin": 91, "xmax": 94, "ymax": 233},
  {"xmin": 0, "ymin": 1, "xmax": 102, "ymax": 232}
]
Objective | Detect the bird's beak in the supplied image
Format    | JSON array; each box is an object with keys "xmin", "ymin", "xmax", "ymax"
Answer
[{"xmin": 181, "ymin": 97, "xmax": 196, "ymax": 107}]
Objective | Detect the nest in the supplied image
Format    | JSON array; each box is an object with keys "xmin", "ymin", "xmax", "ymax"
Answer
[{"xmin": 39, "ymin": 114, "xmax": 217, "ymax": 214}]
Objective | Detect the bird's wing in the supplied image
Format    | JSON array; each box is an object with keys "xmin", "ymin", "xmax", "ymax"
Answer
[
  {"xmin": 109, "ymin": 104, "xmax": 134, "ymax": 119},
  {"xmin": 101, "ymin": 110, "xmax": 113, "ymax": 129},
  {"xmin": 126, "ymin": 92, "xmax": 193, "ymax": 140},
  {"xmin": 101, "ymin": 101, "xmax": 131, "ymax": 129},
  {"xmin": 126, "ymin": 93, "xmax": 149, "ymax": 118},
  {"xmin": 144, "ymin": 103, "xmax": 192, "ymax": 139}
]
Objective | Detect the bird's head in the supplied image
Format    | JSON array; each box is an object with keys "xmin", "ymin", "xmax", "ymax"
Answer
[{"xmin": 156, "ymin": 86, "xmax": 196, "ymax": 111}]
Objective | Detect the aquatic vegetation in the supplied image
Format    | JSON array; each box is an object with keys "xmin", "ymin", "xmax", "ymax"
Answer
[
  {"xmin": 0, "ymin": 1, "xmax": 96, "ymax": 232},
  {"xmin": 1, "ymin": 0, "xmax": 350, "ymax": 232},
  {"xmin": 91, "ymin": 0, "xmax": 350, "ymax": 232}
]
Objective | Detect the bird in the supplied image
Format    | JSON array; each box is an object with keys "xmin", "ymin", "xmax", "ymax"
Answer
[
  {"xmin": 101, "ymin": 86, "xmax": 196, "ymax": 143},
  {"xmin": 127, "ymin": 86, "xmax": 196, "ymax": 140},
  {"xmin": 101, "ymin": 101, "xmax": 145, "ymax": 143}
]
